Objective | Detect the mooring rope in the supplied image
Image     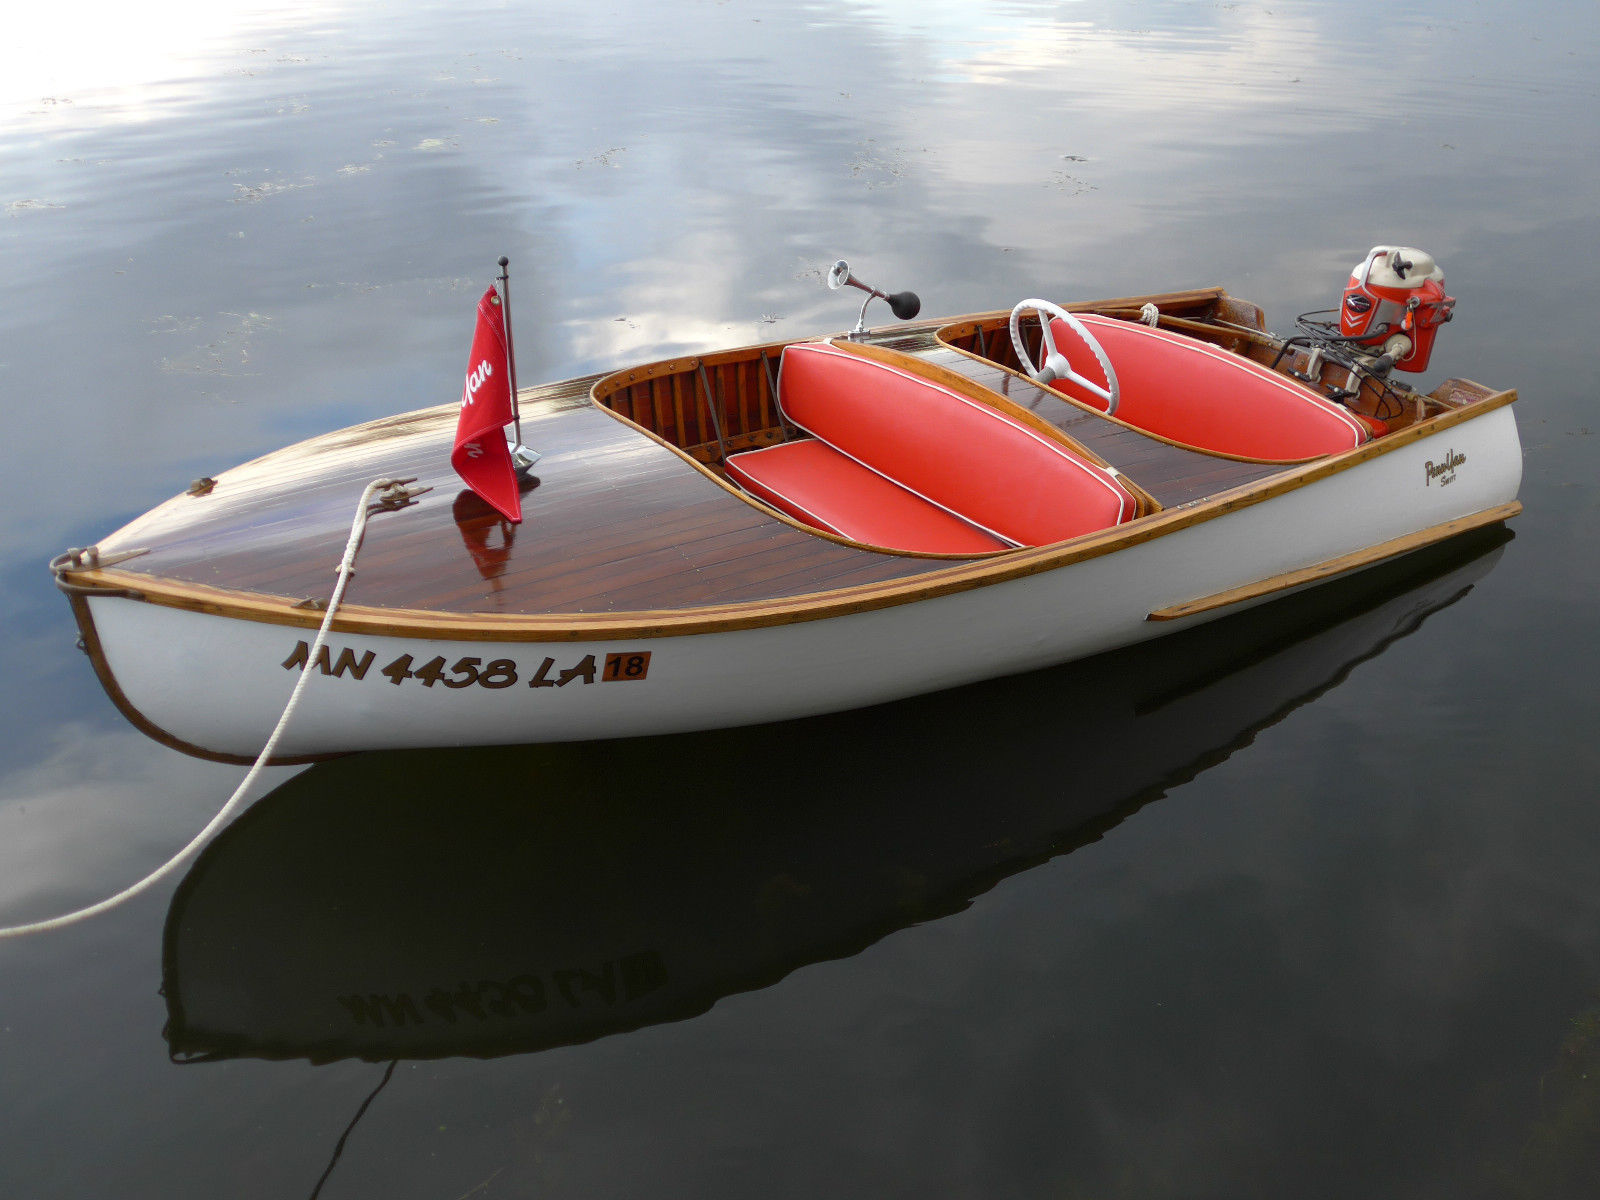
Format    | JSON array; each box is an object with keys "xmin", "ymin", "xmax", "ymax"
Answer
[{"xmin": 0, "ymin": 477, "xmax": 420, "ymax": 940}]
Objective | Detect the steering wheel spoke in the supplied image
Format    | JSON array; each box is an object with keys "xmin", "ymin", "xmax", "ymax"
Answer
[{"xmin": 1008, "ymin": 299, "xmax": 1120, "ymax": 415}]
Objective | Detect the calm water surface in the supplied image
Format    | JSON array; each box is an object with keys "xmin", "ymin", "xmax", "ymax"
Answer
[{"xmin": 2, "ymin": 2, "xmax": 1597, "ymax": 1197}]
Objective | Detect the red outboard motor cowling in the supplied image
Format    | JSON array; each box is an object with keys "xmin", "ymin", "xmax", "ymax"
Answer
[{"xmin": 1340, "ymin": 245, "xmax": 1454, "ymax": 372}]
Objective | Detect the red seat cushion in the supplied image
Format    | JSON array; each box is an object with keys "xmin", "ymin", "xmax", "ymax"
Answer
[
  {"xmin": 1046, "ymin": 315, "xmax": 1369, "ymax": 460},
  {"xmin": 775, "ymin": 342, "xmax": 1136, "ymax": 546},
  {"xmin": 727, "ymin": 439, "xmax": 1008, "ymax": 555}
]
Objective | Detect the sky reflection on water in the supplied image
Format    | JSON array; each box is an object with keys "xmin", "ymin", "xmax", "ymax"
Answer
[{"xmin": 1, "ymin": 1, "xmax": 1598, "ymax": 1197}]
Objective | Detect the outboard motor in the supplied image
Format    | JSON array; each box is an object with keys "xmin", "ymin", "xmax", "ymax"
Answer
[{"xmin": 1339, "ymin": 245, "xmax": 1454, "ymax": 372}]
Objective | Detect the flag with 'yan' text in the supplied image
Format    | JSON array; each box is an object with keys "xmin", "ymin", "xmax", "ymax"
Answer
[{"xmin": 451, "ymin": 287, "xmax": 521, "ymax": 523}]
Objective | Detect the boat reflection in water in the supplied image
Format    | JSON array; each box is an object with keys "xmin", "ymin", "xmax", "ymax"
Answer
[{"xmin": 162, "ymin": 529, "xmax": 1510, "ymax": 1065}]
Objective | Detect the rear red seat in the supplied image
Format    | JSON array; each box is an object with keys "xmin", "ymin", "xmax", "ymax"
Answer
[
  {"xmin": 1046, "ymin": 315, "xmax": 1369, "ymax": 460},
  {"xmin": 726, "ymin": 342, "xmax": 1137, "ymax": 554}
]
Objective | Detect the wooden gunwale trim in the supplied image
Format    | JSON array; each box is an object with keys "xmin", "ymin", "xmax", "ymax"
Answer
[
  {"xmin": 921, "ymin": 288, "xmax": 1229, "ymax": 338},
  {"xmin": 586, "ymin": 290, "xmax": 1231, "ymax": 407},
  {"xmin": 592, "ymin": 355, "xmax": 702, "ymax": 403},
  {"xmin": 1146, "ymin": 502, "xmax": 1523, "ymax": 621},
  {"xmin": 932, "ymin": 325, "xmax": 1346, "ymax": 467},
  {"xmin": 587, "ymin": 364, "xmax": 1012, "ymax": 563},
  {"xmin": 593, "ymin": 335, "xmax": 1163, "ymax": 545},
  {"xmin": 61, "ymin": 384, "xmax": 1517, "ymax": 643}
]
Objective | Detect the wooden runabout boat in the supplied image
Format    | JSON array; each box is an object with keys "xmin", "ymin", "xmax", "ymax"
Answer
[{"xmin": 53, "ymin": 250, "xmax": 1523, "ymax": 763}]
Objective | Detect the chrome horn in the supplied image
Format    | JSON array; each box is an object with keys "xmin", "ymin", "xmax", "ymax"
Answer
[{"xmin": 827, "ymin": 259, "xmax": 921, "ymax": 338}]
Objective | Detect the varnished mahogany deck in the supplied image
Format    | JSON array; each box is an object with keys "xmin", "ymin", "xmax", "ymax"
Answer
[
  {"xmin": 97, "ymin": 376, "xmax": 965, "ymax": 617},
  {"xmin": 95, "ymin": 321, "xmax": 1305, "ymax": 619}
]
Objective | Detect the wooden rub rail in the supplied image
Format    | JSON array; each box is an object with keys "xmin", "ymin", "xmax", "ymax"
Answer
[{"xmin": 1146, "ymin": 502, "xmax": 1523, "ymax": 621}]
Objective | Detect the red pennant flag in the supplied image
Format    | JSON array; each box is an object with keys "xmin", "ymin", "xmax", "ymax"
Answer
[{"xmin": 451, "ymin": 287, "xmax": 522, "ymax": 523}]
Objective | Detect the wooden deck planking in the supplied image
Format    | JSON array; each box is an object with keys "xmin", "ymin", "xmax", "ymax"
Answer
[{"xmin": 108, "ymin": 384, "xmax": 958, "ymax": 617}]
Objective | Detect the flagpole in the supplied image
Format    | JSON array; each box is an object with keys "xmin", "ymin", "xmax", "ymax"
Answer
[{"xmin": 496, "ymin": 255, "xmax": 524, "ymax": 451}]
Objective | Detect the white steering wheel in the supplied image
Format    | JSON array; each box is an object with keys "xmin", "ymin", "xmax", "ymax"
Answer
[{"xmin": 1008, "ymin": 299, "xmax": 1120, "ymax": 416}]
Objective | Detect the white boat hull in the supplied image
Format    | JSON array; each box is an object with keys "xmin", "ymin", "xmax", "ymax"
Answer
[{"xmin": 79, "ymin": 405, "xmax": 1522, "ymax": 761}]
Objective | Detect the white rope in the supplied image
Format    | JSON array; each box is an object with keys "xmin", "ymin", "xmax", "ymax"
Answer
[{"xmin": 1, "ymin": 477, "xmax": 411, "ymax": 940}]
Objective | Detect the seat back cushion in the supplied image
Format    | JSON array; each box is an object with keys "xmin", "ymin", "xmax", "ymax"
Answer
[
  {"xmin": 1045, "ymin": 314, "xmax": 1368, "ymax": 460},
  {"xmin": 779, "ymin": 342, "xmax": 1135, "ymax": 546}
]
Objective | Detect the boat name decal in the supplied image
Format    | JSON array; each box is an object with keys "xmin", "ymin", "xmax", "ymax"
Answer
[
  {"xmin": 281, "ymin": 642, "xmax": 652, "ymax": 688},
  {"xmin": 335, "ymin": 950, "xmax": 669, "ymax": 1031},
  {"xmin": 1424, "ymin": 448, "xmax": 1466, "ymax": 487}
]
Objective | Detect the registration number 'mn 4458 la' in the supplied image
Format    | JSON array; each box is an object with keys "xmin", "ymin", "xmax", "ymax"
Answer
[{"xmin": 281, "ymin": 641, "xmax": 652, "ymax": 690}]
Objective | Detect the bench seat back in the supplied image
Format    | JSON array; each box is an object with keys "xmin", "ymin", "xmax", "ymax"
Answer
[
  {"xmin": 776, "ymin": 342, "xmax": 1136, "ymax": 547},
  {"xmin": 1047, "ymin": 315, "xmax": 1369, "ymax": 460}
]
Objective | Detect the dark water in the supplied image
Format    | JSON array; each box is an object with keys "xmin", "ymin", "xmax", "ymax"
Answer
[{"xmin": 2, "ymin": 2, "xmax": 1597, "ymax": 1196}]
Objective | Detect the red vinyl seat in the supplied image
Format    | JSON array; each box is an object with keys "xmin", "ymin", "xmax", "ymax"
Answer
[
  {"xmin": 727, "ymin": 439, "xmax": 1009, "ymax": 554},
  {"xmin": 1046, "ymin": 315, "xmax": 1370, "ymax": 460},
  {"xmin": 726, "ymin": 342, "xmax": 1137, "ymax": 555}
]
